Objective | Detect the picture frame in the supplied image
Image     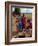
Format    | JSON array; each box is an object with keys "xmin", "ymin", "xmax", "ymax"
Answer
[{"xmin": 5, "ymin": 1, "xmax": 37, "ymax": 45}]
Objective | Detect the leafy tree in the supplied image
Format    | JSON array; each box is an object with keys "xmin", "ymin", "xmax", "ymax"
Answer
[{"xmin": 14, "ymin": 8, "xmax": 20, "ymax": 14}]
